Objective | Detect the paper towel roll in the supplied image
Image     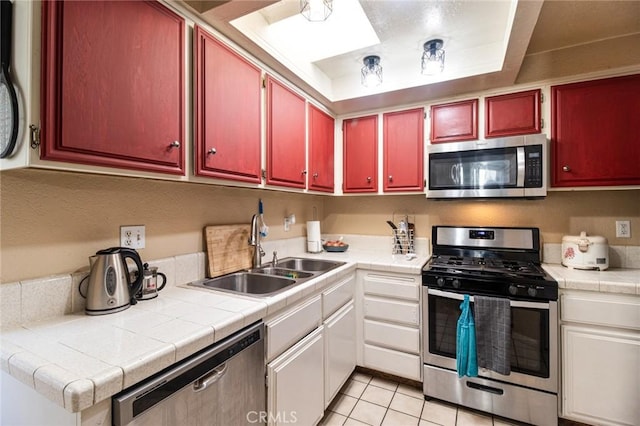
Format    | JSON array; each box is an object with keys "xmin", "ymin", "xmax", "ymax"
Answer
[{"xmin": 307, "ymin": 221, "xmax": 322, "ymax": 253}]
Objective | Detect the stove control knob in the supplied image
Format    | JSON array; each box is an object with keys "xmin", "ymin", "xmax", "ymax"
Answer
[
  {"xmin": 527, "ymin": 286, "xmax": 538, "ymax": 297},
  {"xmin": 452, "ymin": 279, "xmax": 461, "ymax": 289},
  {"xmin": 508, "ymin": 285, "xmax": 518, "ymax": 295},
  {"xmin": 436, "ymin": 277, "xmax": 445, "ymax": 287}
]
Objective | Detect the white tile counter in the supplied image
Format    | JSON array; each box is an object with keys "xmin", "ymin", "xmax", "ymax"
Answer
[
  {"xmin": 543, "ymin": 264, "xmax": 640, "ymax": 295},
  {"xmin": 0, "ymin": 237, "xmax": 428, "ymax": 415}
]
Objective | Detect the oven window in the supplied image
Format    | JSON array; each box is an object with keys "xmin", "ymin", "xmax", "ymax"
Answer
[{"xmin": 428, "ymin": 294, "xmax": 550, "ymax": 378}]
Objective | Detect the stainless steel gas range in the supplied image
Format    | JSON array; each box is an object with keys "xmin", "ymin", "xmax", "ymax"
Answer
[{"xmin": 422, "ymin": 226, "xmax": 558, "ymax": 426}]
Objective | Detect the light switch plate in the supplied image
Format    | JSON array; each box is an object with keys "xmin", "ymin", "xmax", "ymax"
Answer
[{"xmin": 120, "ymin": 225, "xmax": 146, "ymax": 249}]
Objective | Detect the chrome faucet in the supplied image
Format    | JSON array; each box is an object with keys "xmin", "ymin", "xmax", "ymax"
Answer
[{"xmin": 249, "ymin": 214, "xmax": 265, "ymax": 268}]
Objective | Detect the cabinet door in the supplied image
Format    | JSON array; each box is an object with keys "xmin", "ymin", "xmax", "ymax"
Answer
[
  {"xmin": 562, "ymin": 325, "xmax": 640, "ymax": 425},
  {"xmin": 308, "ymin": 105, "xmax": 335, "ymax": 192},
  {"xmin": 266, "ymin": 76, "xmax": 306, "ymax": 188},
  {"xmin": 343, "ymin": 115, "xmax": 378, "ymax": 193},
  {"xmin": 194, "ymin": 26, "xmax": 261, "ymax": 183},
  {"xmin": 325, "ymin": 302, "xmax": 356, "ymax": 406},
  {"xmin": 267, "ymin": 327, "xmax": 324, "ymax": 426},
  {"xmin": 41, "ymin": 0, "xmax": 185, "ymax": 175},
  {"xmin": 383, "ymin": 108, "xmax": 424, "ymax": 192},
  {"xmin": 551, "ymin": 74, "xmax": 640, "ymax": 187},
  {"xmin": 430, "ymin": 99, "xmax": 478, "ymax": 143},
  {"xmin": 485, "ymin": 89, "xmax": 541, "ymax": 138}
]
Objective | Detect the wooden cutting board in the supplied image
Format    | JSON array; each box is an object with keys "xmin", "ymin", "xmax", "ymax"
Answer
[{"xmin": 204, "ymin": 224, "xmax": 254, "ymax": 278}]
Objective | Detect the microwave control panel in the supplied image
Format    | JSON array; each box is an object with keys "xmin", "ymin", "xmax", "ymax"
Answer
[{"xmin": 524, "ymin": 145, "xmax": 543, "ymax": 188}]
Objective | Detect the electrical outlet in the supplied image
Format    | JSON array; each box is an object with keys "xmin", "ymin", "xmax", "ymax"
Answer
[
  {"xmin": 120, "ymin": 225, "xmax": 146, "ymax": 249},
  {"xmin": 616, "ymin": 220, "xmax": 631, "ymax": 238}
]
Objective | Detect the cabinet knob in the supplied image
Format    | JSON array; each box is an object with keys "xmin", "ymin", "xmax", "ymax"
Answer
[
  {"xmin": 207, "ymin": 148, "xmax": 217, "ymax": 155},
  {"xmin": 562, "ymin": 165, "xmax": 571, "ymax": 172},
  {"xmin": 168, "ymin": 141, "xmax": 180, "ymax": 149},
  {"xmin": 313, "ymin": 173, "xmax": 319, "ymax": 179},
  {"xmin": 301, "ymin": 170, "xmax": 307, "ymax": 175},
  {"xmin": 388, "ymin": 175, "xmax": 393, "ymax": 181},
  {"xmin": 366, "ymin": 176, "xmax": 372, "ymax": 183}
]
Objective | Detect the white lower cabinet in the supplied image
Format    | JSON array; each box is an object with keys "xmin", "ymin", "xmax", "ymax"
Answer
[
  {"xmin": 324, "ymin": 301, "xmax": 356, "ymax": 405},
  {"xmin": 560, "ymin": 291, "xmax": 640, "ymax": 426},
  {"xmin": 267, "ymin": 327, "xmax": 325, "ymax": 426},
  {"xmin": 358, "ymin": 271, "xmax": 421, "ymax": 381},
  {"xmin": 266, "ymin": 273, "xmax": 356, "ymax": 426}
]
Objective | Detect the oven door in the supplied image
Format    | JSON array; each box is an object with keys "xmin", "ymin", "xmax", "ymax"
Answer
[{"xmin": 423, "ymin": 287, "xmax": 557, "ymax": 393}]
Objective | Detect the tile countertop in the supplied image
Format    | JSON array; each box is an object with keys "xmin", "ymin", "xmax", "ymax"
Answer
[
  {"xmin": 0, "ymin": 247, "xmax": 428, "ymax": 414},
  {"xmin": 543, "ymin": 263, "xmax": 640, "ymax": 295}
]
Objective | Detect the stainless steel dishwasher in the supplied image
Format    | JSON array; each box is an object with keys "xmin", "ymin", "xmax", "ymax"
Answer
[{"xmin": 113, "ymin": 322, "xmax": 265, "ymax": 426}]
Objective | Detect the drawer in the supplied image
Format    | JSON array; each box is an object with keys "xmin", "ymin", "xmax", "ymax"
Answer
[
  {"xmin": 266, "ymin": 295, "xmax": 322, "ymax": 361},
  {"xmin": 363, "ymin": 273, "xmax": 419, "ymax": 301},
  {"xmin": 364, "ymin": 296, "xmax": 419, "ymax": 326},
  {"xmin": 364, "ymin": 319, "xmax": 420, "ymax": 354},
  {"xmin": 561, "ymin": 292, "xmax": 640, "ymax": 331},
  {"xmin": 323, "ymin": 275, "xmax": 355, "ymax": 319},
  {"xmin": 363, "ymin": 344, "xmax": 421, "ymax": 381}
]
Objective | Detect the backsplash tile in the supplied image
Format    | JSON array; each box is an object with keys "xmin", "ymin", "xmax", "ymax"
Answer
[
  {"xmin": 71, "ymin": 272, "xmax": 88, "ymax": 314},
  {"xmin": 20, "ymin": 275, "xmax": 73, "ymax": 323},
  {"xmin": 174, "ymin": 252, "xmax": 205, "ymax": 285},
  {"xmin": 0, "ymin": 282, "xmax": 21, "ymax": 328},
  {"xmin": 626, "ymin": 246, "xmax": 640, "ymax": 268}
]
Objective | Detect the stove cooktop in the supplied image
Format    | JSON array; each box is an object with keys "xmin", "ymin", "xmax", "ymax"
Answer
[{"xmin": 423, "ymin": 226, "xmax": 558, "ymax": 301}]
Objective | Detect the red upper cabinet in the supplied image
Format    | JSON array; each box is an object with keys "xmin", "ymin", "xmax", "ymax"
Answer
[
  {"xmin": 383, "ymin": 108, "xmax": 424, "ymax": 192},
  {"xmin": 430, "ymin": 99, "xmax": 478, "ymax": 143},
  {"xmin": 194, "ymin": 26, "xmax": 262, "ymax": 183},
  {"xmin": 266, "ymin": 76, "xmax": 306, "ymax": 189},
  {"xmin": 485, "ymin": 89, "xmax": 541, "ymax": 138},
  {"xmin": 343, "ymin": 115, "xmax": 378, "ymax": 193},
  {"xmin": 308, "ymin": 105, "xmax": 335, "ymax": 193},
  {"xmin": 41, "ymin": 0, "xmax": 185, "ymax": 175},
  {"xmin": 551, "ymin": 74, "xmax": 640, "ymax": 187}
]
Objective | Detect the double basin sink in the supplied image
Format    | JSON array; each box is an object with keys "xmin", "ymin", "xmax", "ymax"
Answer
[{"xmin": 188, "ymin": 257, "xmax": 345, "ymax": 297}]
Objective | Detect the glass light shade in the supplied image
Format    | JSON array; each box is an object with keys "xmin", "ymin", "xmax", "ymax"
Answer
[
  {"xmin": 421, "ymin": 39, "xmax": 445, "ymax": 75},
  {"xmin": 300, "ymin": 0, "xmax": 333, "ymax": 22},
  {"xmin": 361, "ymin": 55, "xmax": 382, "ymax": 87}
]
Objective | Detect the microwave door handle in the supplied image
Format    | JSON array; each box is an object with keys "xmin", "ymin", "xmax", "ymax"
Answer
[
  {"xmin": 450, "ymin": 164, "xmax": 459, "ymax": 184},
  {"xmin": 516, "ymin": 147, "xmax": 525, "ymax": 186},
  {"xmin": 427, "ymin": 288, "xmax": 550, "ymax": 310}
]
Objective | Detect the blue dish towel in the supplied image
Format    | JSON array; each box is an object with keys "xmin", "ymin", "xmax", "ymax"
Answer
[{"xmin": 456, "ymin": 294, "xmax": 478, "ymax": 378}]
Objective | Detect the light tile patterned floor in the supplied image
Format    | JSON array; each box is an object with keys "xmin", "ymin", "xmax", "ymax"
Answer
[{"xmin": 320, "ymin": 371, "xmax": 523, "ymax": 426}]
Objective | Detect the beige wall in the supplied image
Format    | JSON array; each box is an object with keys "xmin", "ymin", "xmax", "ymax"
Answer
[
  {"xmin": 0, "ymin": 169, "xmax": 326, "ymax": 283},
  {"xmin": 324, "ymin": 191, "xmax": 640, "ymax": 246},
  {"xmin": 1, "ymin": 168, "xmax": 639, "ymax": 283}
]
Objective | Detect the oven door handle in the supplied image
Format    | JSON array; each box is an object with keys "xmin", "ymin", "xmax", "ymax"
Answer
[{"xmin": 427, "ymin": 288, "xmax": 550, "ymax": 310}]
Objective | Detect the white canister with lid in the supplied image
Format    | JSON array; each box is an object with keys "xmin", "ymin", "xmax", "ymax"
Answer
[{"xmin": 561, "ymin": 231, "xmax": 609, "ymax": 270}]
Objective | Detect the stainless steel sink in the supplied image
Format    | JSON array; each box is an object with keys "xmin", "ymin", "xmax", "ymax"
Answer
[
  {"xmin": 188, "ymin": 257, "xmax": 344, "ymax": 297},
  {"xmin": 276, "ymin": 258, "xmax": 342, "ymax": 272},
  {"xmin": 249, "ymin": 267, "xmax": 314, "ymax": 279},
  {"xmin": 189, "ymin": 272, "xmax": 298, "ymax": 296}
]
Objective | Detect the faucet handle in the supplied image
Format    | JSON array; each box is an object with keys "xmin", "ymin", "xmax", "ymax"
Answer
[{"xmin": 272, "ymin": 250, "xmax": 278, "ymax": 266}]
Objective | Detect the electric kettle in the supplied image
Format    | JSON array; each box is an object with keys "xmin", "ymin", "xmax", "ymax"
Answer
[{"xmin": 85, "ymin": 247, "xmax": 144, "ymax": 315}]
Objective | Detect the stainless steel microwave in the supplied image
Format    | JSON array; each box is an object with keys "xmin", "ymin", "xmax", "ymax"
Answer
[{"xmin": 426, "ymin": 134, "xmax": 548, "ymax": 199}]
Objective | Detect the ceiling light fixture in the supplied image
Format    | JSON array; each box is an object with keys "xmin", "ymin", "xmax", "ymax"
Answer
[
  {"xmin": 361, "ymin": 55, "xmax": 382, "ymax": 87},
  {"xmin": 300, "ymin": 0, "xmax": 333, "ymax": 22},
  {"xmin": 421, "ymin": 39, "xmax": 445, "ymax": 75}
]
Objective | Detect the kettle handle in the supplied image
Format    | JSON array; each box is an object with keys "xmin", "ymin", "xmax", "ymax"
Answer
[{"xmin": 120, "ymin": 248, "xmax": 144, "ymax": 305}]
